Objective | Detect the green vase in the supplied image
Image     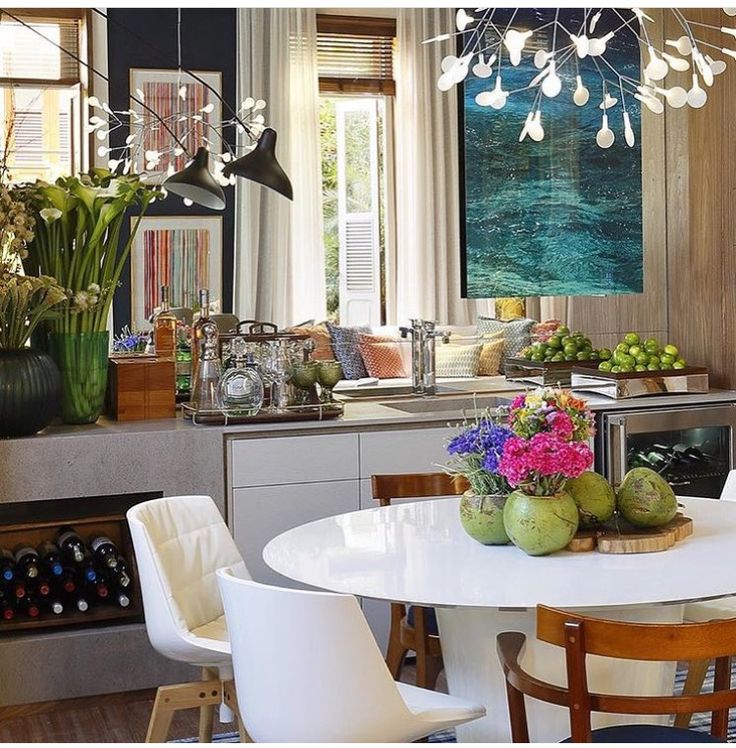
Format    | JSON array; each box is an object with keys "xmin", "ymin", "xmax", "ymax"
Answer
[
  {"xmin": 503, "ymin": 489, "xmax": 579, "ymax": 556},
  {"xmin": 460, "ymin": 492, "xmax": 509, "ymax": 545},
  {"xmin": 49, "ymin": 331, "xmax": 109, "ymax": 425}
]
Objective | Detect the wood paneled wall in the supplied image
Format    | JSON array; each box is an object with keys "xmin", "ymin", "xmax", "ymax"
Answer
[{"xmin": 665, "ymin": 8, "xmax": 736, "ymax": 389}]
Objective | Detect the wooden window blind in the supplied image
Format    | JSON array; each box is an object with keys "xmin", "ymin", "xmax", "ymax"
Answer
[
  {"xmin": 317, "ymin": 15, "xmax": 396, "ymax": 96},
  {"xmin": 0, "ymin": 11, "xmax": 83, "ymax": 85}
]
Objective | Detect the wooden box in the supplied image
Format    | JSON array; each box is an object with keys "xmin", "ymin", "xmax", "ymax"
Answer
[{"xmin": 107, "ymin": 356, "xmax": 176, "ymax": 421}]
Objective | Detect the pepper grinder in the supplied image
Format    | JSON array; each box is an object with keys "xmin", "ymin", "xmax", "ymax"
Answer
[{"xmin": 190, "ymin": 320, "xmax": 222, "ymax": 411}]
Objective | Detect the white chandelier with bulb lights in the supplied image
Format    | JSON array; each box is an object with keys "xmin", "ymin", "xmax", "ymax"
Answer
[{"xmin": 426, "ymin": 7, "xmax": 736, "ymax": 148}]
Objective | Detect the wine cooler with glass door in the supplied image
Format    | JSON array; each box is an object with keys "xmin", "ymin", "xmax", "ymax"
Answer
[{"xmin": 597, "ymin": 404, "xmax": 736, "ymax": 498}]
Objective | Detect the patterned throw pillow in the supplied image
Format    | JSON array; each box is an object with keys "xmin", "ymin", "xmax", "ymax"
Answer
[
  {"xmin": 288, "ymin": 323, "xmax": 333, "ymax": 360},
  {"xmin": 476, "ymin": 316, "xmax": 535, "ymax": 359},
  {"xmin": 436, "ymin": 343, "xmax": 483, "ymax": 378},
  {"xmin": 327, "ymin": 323, "xmax": 370, "ymax": 379},
  {"xmin": 448, "ymin": 331, "xmax": 505, "ymax": 376},
  {"xmin": 358, "ymin": 334, "xmax": 407, "ymax": 379}
]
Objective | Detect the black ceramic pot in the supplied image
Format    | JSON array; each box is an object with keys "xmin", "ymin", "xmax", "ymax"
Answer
[{"xmin": 0, "ymin": 348, "xmax": 60, "ymax": 438}]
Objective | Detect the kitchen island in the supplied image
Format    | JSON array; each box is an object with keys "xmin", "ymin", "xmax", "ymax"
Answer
[{"xmin": 1, "ymin": 378, "xmax": 735, "ymax": 706}]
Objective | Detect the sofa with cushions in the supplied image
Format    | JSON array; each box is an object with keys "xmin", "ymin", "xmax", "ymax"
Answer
[{"xmin": 289, "ymin": 317, "xmax": 542, "ymax": 383}]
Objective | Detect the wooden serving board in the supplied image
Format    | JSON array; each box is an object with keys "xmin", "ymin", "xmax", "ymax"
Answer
[{"xmin": 567, "ymin": 513, "xmax": 693, "ymax": 554}]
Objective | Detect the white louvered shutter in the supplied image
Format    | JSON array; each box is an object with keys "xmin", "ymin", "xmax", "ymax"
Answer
[{"xmin": 336, "ymin": 99, "xmax": 381, "ymax": 326}]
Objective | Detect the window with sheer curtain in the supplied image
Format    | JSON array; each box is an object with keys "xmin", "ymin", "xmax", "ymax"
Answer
[{"xmin": 0, "ymin": 10, "xmax": 87, "ymax": 183}]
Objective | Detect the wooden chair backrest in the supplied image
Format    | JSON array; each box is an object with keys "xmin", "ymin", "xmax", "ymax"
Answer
[
  {"xmin": 371, "ymin": 472, "xmax": 468, "ymax": 507},
  {"xmin": 536, "ymin": 605, "xmax": 736, "ymax": 741}
]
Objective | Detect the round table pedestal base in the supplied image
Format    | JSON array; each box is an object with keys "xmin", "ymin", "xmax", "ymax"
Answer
[{"xmin": 436, "ymin": 604, "xmax": 683, "ymax": 743}]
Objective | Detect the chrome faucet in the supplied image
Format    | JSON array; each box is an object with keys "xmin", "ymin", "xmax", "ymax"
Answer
[{"xmin": 399, "ymin": 319, "xmax": 446, "ymax": 396}]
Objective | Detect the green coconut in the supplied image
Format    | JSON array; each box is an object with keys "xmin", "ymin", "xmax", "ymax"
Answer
[
  {"xmin": 617, "ymin": 467, "xmax": 677, "ymax": 528},
  {"xmin": 565, "ymin": 471, "xmax": 616, "ymax": 529}
]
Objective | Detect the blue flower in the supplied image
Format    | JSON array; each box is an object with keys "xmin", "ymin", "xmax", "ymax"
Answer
[{"xmin": 447, "ymin": 425, "xmax": 482, "ymax": 456}]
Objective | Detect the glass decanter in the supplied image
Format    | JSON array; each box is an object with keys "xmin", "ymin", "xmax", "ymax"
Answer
[
  {"xmin": 218, "ymin": 338, "xmax": 264, "ymax": 416},
  {"xmin": 190, "ymin": 321, "xmax": 222, "ymax": 411}
]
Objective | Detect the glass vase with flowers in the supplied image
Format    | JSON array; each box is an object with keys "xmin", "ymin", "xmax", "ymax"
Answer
[
  {"xmin": 498, "ymin": 388, "xmax": 595, "ymax": 556},
  {"xmin": 445, "ymin": 412, "xmax": 514, "ymax": 545}
]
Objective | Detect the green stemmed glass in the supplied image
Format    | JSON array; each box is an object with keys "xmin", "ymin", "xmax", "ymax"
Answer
[
  {"xmin": 290, "ymin": 361, "xmax": 320, "ymax": 405},
  {"xmin": 317, "ymin": 360, "xmax": 343, "ymax": 403}
]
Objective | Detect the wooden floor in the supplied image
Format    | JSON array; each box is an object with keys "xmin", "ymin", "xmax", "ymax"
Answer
[{"xmin": 0, "ymin": 663, "xmax": 442, "ymax": 742}]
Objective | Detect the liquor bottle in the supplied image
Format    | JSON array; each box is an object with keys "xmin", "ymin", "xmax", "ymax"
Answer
[
  {"xmin": 13, "ymin": 545, "xmax": 39, "ymax": 579},
  {"xmin": 190, "ymin": 321, "xmax": 222, "ymax": 411},
  {"xmin": 19, "ymin": 594, "xmax": 40, "ymax": 618},
  {"xmin": 153, "ymin": 284, "xmax": 177, "ymax": 358},
  {"xmin": 57, "ymin": 526, "xmax": 85, "ymax": 564},
  {"xmin": 37, "ymin": 541, "xmax": 64, "ymax": 577},
  {"xmin": 218, "ymin": 342, "xmax": 264, "ymax": 416},
  {"xmin": 89, "ymin": 536, "xmax": 119, "ymax": 570},
  {"xmin": 0, "ymin": 548, "xmax": 14, "ymax": 583},
  {"xmin": 190, "ymin": 288, "xmax": 211, "ymax": 383}
]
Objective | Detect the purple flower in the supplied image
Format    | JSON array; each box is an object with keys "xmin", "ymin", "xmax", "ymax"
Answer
[{"xmin": 447, "ymin": 425, "xmax": 482, "ymax": 456}]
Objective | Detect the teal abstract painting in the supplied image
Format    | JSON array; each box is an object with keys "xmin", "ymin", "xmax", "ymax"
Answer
[{"xmin": 460, "ymin": 9, "xmax": 643, "ymax": 299}]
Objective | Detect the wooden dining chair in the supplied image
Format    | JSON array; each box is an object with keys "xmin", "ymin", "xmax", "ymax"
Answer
[
  {"xmin": 497, "ymin": 604, "xmax": 736, "ymax": 743},
  {"xmin": 371, "ymin": 472, "xmax": 467, "ymax": 690}
]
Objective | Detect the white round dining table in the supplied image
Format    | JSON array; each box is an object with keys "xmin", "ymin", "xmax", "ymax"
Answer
[{"xmin": 263, "ymin": 496, "xmax": 736, "ymax": 742}]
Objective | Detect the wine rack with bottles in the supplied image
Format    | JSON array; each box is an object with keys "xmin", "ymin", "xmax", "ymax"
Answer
[{"xmin": 0, "ymin": 514, "xmax": 141, "ymax": 633}]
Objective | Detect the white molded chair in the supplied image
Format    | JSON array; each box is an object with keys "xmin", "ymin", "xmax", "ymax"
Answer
[
  {"xmin": 127, "ymin": 495, "xmax": 250, "ymax": 742},
  {"xmin": 216, "ymin": 567, "xmax": 485, "ymax": 743},
  {"xmin": 677, "ymin": 469, "xmax": 736, "ymax": 726}
]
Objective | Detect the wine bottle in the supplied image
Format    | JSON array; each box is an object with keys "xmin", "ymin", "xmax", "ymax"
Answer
[
  {"xmin": 89, "ymin": 536, "xmax": 119, "ymax": 569},
  {"xmin": 153, "ymin": 284, "xmax": 177, "ymax": 358},
  {"xmin": 90, "ymin": 577, "xmax": 109, "ymax": 600},
  {"xmin": 19, "ymin": 595, "xmax": 40, "ymax": 618},
  {"xmin": 0, "ymin": 548, "xmax": 15, "ymax": 583},
  {"xmin": 78, "ymin": 552, "xmax": 97, "ymax": 583},
  {"xmin": 34, "ymin": 578, "xmax": 51, "ymax": 598},
  {"xmin": 37, "ymin": 541, "xmax": 64, "ymax": 577},
  {"xmin": 0, "ymin": 600, "xmax": 14, "ymax": 621},
  {"xmin": 13, "ymin": 545, "xmax": 39, "ymax": 579},
  {"xmin": 57, "ymin": 527, "xmax": 85, "ymax": 564},
  {"xmin": 45, "ymin": 599, "xmax": 64, "ymax": 616},
  {"xmin": 112, "ymin": 557, "xmax": 132, "ymax": 589},
  {"xmin": 114, "ymin": 591, "xmax": 131, "ymax": 608},
  {"xmin": 67, "ymin": 593, "xmax": 89, "ymax": 613},
  {"xmin": 59, "ymin": 567, "xmax": 77, "ymax": 594},
  {"xmin": 11, "ymin": 581, "xmax": 26, "ymax": 600}
]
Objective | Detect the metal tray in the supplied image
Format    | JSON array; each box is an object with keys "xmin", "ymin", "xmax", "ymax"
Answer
[
  {"xmin": 181, "ymin": 401, "xmax": 343, "ymax": 426},
  {"xmin": 504, "ymin": 357, "xmax": 599, "ymax": 386},
  {"xmin": 570, "ymin": 366, "xmax": 709, "ymax": 399}
]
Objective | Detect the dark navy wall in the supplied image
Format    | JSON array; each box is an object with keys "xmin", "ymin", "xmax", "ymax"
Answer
[{"xmin": 106, "ymin": 8, "xmax": 237, "ymax": 328}]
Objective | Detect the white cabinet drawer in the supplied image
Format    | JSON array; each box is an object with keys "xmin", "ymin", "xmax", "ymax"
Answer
[
  {"xmin": 359, "ymin": 427, "xmax": 455, "ymax": 478},
  {"xmin": 230, "ymin": 433, "xmax": 359, "ymax": 488},
  {"xmin": 231, "ymin": 480, "xmax": 360, "ymax": 586}
]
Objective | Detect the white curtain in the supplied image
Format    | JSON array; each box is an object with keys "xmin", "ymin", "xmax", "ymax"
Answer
[
  {"xmin": 234, "ymin": 8, "xmax": 326, "ymax": 328},
  {"xmin": 393, "ymin": 8, "xmax": 492, "ymax": 327}
]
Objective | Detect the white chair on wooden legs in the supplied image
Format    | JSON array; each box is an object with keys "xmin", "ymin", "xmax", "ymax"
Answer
[
  {"xmin": 127, "ymin": 495, "xmax": 249, "ymax": 742},
  {"xmin": 216, "ymin": 567, "xmax": 485, "ymax": 743},
  {"xmin": 677, "ymin": 469, "xmax": 736, "ymax": 727}
]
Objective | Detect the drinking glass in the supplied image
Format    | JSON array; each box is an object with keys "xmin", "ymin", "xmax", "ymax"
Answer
[
  {"xmin": 290, "ymin": 361, "xmax": 320, "ymax": 405},
  {"xmin": 317, "ymin": 360, "xmax": 343, "ymax": 403}
]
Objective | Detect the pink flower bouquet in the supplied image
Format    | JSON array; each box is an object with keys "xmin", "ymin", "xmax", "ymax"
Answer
[{"xmin": 498, "ymin": 388, "xmax": 595, "ymax": 497}]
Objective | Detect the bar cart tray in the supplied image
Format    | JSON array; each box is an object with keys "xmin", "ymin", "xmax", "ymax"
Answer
[
  {"xmin": 181, "ymin": 402, "xmax": 344, "ymax": 426},
  {"xmin": 570, "ymin": 366, "xmax": 709, "ymax": 399},
  {"xmin": 504, "ymin": 357, "xmax": 599, "ymax": 386}
]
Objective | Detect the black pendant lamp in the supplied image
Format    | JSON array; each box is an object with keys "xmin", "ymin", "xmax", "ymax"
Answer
[
  {"xmin": 164, "ymin": 147, "xmax": 226, "ymax": 210},
  {"xmin": 222, "ymin": 128, "xmax": 294, "ymax": 201}
]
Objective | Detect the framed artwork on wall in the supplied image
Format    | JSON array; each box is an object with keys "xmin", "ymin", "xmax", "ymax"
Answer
[
  {"xmin": 458, "ymin": 9, "xmax": 643, "ymax": 300},
  {"xmin": 130, "ymin": 216, "xmax": 223, "ymax": 327},
  {"xmin": 129, "ymin": 68, "xmax": 222, "ymax": 176}
]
